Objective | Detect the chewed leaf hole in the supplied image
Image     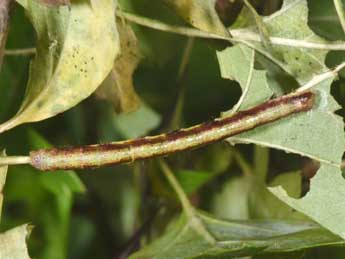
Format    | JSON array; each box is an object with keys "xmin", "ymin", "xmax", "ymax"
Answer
[
  {"xmin": 300, "ymin": 159, "xmax": 320, "ymax": 197},
  {"xmin": 266, "ymin": 149, "xmax": 316, "ymax": 198}
]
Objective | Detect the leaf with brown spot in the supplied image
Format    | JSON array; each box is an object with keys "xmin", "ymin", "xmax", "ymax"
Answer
[
  {"xmin": 0, "ymin": 0, "xmax": 119, "ymax": 134},
  {"xmin": 96, "ymin": 19, "xmax": 141, "ymax": 113}
]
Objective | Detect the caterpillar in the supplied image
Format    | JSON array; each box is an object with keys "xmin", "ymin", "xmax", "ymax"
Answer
[{"xmin": 29, "ymin": 91, "xmax": 314, "ymax": 171}]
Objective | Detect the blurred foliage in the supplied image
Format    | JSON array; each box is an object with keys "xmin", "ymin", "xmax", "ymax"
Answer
[{"xmin": 0, "ymin": 0, "xmax": 345, "ymax": 259}]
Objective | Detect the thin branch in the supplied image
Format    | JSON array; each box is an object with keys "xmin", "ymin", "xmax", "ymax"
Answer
[
  {"xmin": 168, "ymin": 37, "xmax": 194, "ymax": 131},
  {"xmin": 243, "ymin": 0, "xmax": 271, "ymax": 49},
  {"xmin": 158, "ymin": 159, "xmax": 216, "ymax": 244},
  {"xmin": 177, "ymin": 38, "xmax": 194, "ymax": 82},
  {"xmin": 8, "ymin": 11, "xmax": 345, "ymax": 58},
  {"xmin": 333, "ymin": 0, "xmax": 345, "ymax": 35},
  {"xmin": 0, "ymin": 156, "xmax": 30, "ymax": 166},
  {"xmin": 230, "ymin": 29, "xmax": 345, "ymax": 50},
  {"xmin": 4, "ymin": 47, "xmax": 36, "ymax": 56},
  {"xmin": 119, "ymin": 11, "xmax": 224, "ymax": 40},
  {"xmin": 120, "ymin": 11, "xmax": 345, "ymax": 51},
  {"xmin": 232, "ymin": 148, "xmax": 253, "ymax": 177},
  {"xmin": 297, "ymin": 62, "xmax": 345, "ymax": 92},
  {"xmin": 158, "ymin": 160, "xmax": 194, "ymax": 216}
]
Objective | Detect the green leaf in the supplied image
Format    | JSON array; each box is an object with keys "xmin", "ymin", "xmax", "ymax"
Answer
[
  {"xmin": 130, "ymin": 211, "xmax": 345, "ymax": 259},
  {"xmin": 242, "ymin": 0, "xmax": 271, "ymax": 49},
  {"xmin": 216, "ymin": 0, "xmax": 345, "ymax": 239},
  {"xmin": 163, "ymin": 0, "xmax": 230, "ymax": 37},
  {"xmin": 218, "ymin": 57, "xmax": 345, "ymax": 240},
  {"xmin": 218, "ymin": 7, "xmax": 345, "ymax": 166},
  {"xmin": 270, "ymin": 163, "xmax": 345, "ymax": 239},
  {"xmin": 229, "ymin": 73, "xmax": 345, "ymax": 166},
  {"xmin": 244, "ymin": 146, "xmax": 306, "ymax": 220},
  {"xmin": 96, "ymin": 18, "xmax": 141, "ymax": 113},
  {"xmin": 231, "ymin": 0, "xmax": 334, "ymax": 84},
  {"xmin": 219, "ymin": 26, "xmax": 345, "ymax": 237},
  {"xmin": 249, "ymin": 171, "xmax": 305, "ymax": 220},
  {"xmin": 217, "ymin": 44, "xmax": 273, "ymax": 112},
  {"xmin": 0, "ymin": 225, "xmax": 31, "ymax": 259},
  {"xmin": 0, "ymin": 0, "xmax": 119, "ymax": 133},
  {"xmin": 175, "ymin": 169, "xmax": 214, "ymax": 194},
  {"xmin": 113, "ymin": 103, "xmax": 161, "ymax": 139}
]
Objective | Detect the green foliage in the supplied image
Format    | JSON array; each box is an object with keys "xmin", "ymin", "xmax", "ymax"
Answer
[
  {"xmin": 130, "ymin": 212, "xmax": 345, "ymax": 259},
  {"xmin": 1, "ymin": 0, "xmax": 345, "ymax": 258}
]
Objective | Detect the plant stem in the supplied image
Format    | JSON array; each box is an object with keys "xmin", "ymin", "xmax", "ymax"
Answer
[
  {"xmin": 158, "ymin": 159, "xmax": 216, "ymax": 244},
  {"xmin": 0, "ymin": 156, "xmax": 31, "ymax": 166},
  {"xmin": 168, "ymin": 37, "xmax": 194, "ymax": 131},
  {"xmin": 231, "ymin": 148, "xmax": 253, "ymax": 177},
  {"xmin": 243, "ymin": 0, "xmax": 271, "ymax": 49},
  {"xmin": 120, "ymin": 11, "xmax": 345, "ymax": 51},
  {"xmin": 4, "ymin": 48, "xmax": 36, "ymax": 56},
  {"xmin": 158, "ymin": 160, "xmax": 194, "ymax": 216}
]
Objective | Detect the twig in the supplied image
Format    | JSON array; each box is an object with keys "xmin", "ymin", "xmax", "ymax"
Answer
[
  {"xmin": 0, "ymin": 156, "xmax": 30, "ymax": 166},
  {"xmin": 243, "ymin": 0, "xmax": 271, "ymax": 49},
  {"xmin": 4, "ymin": 47, "xmax": 36, "ymax": 56},
  {"xmin": 158, "ymin": 159, "xmax": 216, "ymax": 244},
  {"xmin": 120, "ymin": 11, "xmax": 345, "ymax": 51},
  {"xmin": 167, "ymin": 37, "xmax": 194, "ymax": 131},
  {"xmin": 297, "ymin": 62, "xmax": 345, "ymax": 92}
]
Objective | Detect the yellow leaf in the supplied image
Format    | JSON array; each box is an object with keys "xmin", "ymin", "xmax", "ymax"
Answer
[{"xmin": 0, "ymin": 0, "xmax": 120, "ymax": 133}]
